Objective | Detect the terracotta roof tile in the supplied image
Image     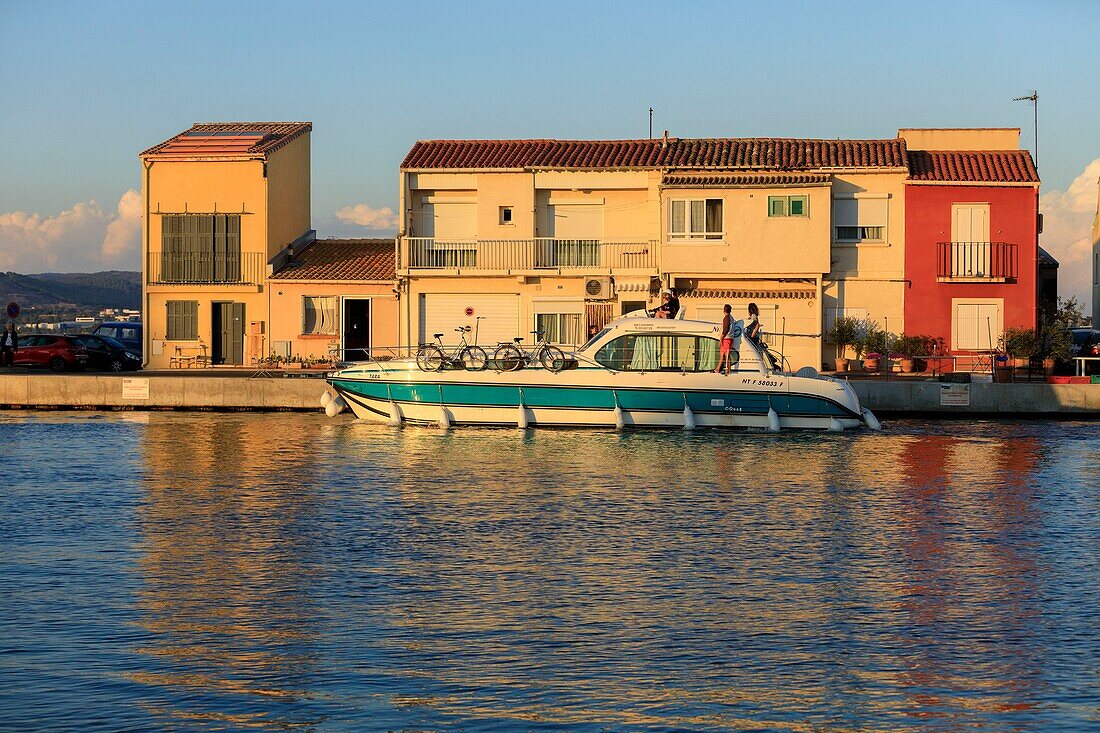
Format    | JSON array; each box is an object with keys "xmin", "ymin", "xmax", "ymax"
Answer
[
  {"xmin": 142, "ymin": 122, "xmax": 312, "ymax": 158},
  {"xmin": 662, "ymin": 172, "xmax": 831, "ymax": 188},
  {"xmin": 270, "ymin": 239, "xmax": 395, "ymax": 281},
  {"xmin": 402, "ymin": 138, "xmax": 908, "ymax": 171},
  {"xmin": 907, "ymin": 150, "xmax": 1039, "ymax": 183}
]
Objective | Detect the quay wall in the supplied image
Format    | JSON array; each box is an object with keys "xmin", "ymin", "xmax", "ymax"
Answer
[
  {"xmin": 851, "ymin": 381, "xmax": 1099, "ymax": 416},
  {"xmin": 0, "ymin": 374, "xmax": 327, "ymax": 411},
  {"xmin": 1, "ymin": 374, "xmax": 1096, "ymax": 416}
]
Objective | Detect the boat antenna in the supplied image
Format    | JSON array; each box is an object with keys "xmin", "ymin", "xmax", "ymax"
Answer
[{"xmin": 1013, "ymin": 90, "xmax": 1038, "ymax": 169}]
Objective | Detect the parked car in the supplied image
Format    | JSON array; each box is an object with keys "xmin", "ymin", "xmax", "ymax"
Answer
[
  {"xmin": 73, "ymin": 334, "xmax": 142, "ymax": 372},
  {"xmin": 13, "ymin": 335, "xmax": 89, "ymax": 372},
  {"xmin": 92, "ymin": 321, "xmax": 142, "ymax": 354},
  {"xmin": 1070, "ymin": 328, "xmax": 1100, "ymax": 358}
]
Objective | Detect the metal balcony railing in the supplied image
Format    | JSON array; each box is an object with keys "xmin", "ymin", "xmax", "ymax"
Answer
[
  {"xmin": 402, "ymin": 238, "xmax": 658, "ymax": 272},
  {"xmin": 147, "ymin": 251, "xmax": 265, "ymax": 285},
  {"xmin": 937, "ymin": 242, "xmax": 1018, "ymax": 280}
]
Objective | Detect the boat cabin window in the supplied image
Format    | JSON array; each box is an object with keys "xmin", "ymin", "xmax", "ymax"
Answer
[
  {"xmin": 594, "ymin": 334, "xmax": 720, "ymax": 372},
  {"xmin": 580, "ymin": 327, "xmax": 611, "ymax": 352}
]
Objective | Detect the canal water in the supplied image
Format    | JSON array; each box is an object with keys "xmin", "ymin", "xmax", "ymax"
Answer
[{"xmin": 0, "ymin": 412, "xmax": 1097, "ymax": 732}]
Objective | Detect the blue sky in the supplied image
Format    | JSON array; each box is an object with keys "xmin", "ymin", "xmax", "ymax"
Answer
[{"xmin": 1, "ymin": 0, "xmax": 1098, "ymax": 299}]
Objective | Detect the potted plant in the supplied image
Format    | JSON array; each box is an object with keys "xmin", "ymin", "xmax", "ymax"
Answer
[
  {"xmin": 1039, "ymin": 296, "xmax": 1081, "ymax": 375},
  {"xmin": 1001, "ymin": 327, "xmax": 1038, "ymax": 368},
  {"xmin": 893, "ymin": 334, "xmax": 930, "ymax": 373},
  {"xmin": 860, "ymin": 326, "xmax": 891, "ymax": 372},
  {"xmin": 826, "ymin": 316, "xmax": 859, "ymax": 372}
]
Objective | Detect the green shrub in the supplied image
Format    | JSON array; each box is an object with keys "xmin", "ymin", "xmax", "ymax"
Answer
[{"xmin": 1001, "ymin": 327, "xmax": 1039, "ymax": 358}]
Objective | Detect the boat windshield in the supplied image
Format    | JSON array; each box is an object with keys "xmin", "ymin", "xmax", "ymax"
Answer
[{"xmin": 579, "ymin": 328, "xmax": 611, "ymax": 352}]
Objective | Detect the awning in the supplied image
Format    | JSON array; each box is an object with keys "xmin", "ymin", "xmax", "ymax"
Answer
[
  {"xmin": 679, "ymin": 287, "xmax": 816, "ymax": 300},
  {"xmin": 614, "ymin": 278, "xmax": 653, "ymax": 294}
]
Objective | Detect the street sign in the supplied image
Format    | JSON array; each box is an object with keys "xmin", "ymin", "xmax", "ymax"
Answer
[
  {"xmin": 465, "ymin": 307, "xmax": 474, "ymax": 317},
  {"xmin": 5, "ymin": 302, "xmax": 18, "ymax": 319}
]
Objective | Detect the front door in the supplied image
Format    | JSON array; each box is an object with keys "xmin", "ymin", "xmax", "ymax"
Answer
[
  {"xmin": 212, "ymin": 302, "xmax": 245, "ymax": 365},
  {"xmin": 951, "ymin": 204, "xmax": 991, "ymax": 277},
  {"xmin": 343, "ymin": 299, "xmax": 371, "ymax": 360}
]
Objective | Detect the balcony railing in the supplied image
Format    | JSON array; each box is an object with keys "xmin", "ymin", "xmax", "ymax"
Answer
[
  {"xmin": 147, "ymin": 251, "xmax": 265, "ymax": 285},
  {"xmin": 937, "ymin": 242, "xmax": 1018, "ymax": 281},
  {"xmin": 402, "ymin": 238, "xmax": 658, "ymax": 272}
]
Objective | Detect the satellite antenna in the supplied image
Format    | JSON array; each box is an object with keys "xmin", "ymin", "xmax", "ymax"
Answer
[{"xmin": 1013, "ymin": 90, "xmax": 1038, "ymax": 169}]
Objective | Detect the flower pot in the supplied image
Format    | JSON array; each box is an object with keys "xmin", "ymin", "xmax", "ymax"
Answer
[
  {"xmin": 864, "ymin": 357, "xmax": 880, "ymax": 372},
  {"xmin": 994, "ymin": 366, "xmax": 1013, "ymax": 383},
  {"xmin": 899, "ymin": 358, "xmax": 916, "ymax": 373},
  {"xmin": 284, "ymin": 362, "xmax": 304, "ymax": 370},
  {"xmin": 835, "ymin": 357, "xmax": 851, "ymax": 372},
  {"xmin": 1043, "ymin": 358, "xmax": 1055, "ymax": 376}
]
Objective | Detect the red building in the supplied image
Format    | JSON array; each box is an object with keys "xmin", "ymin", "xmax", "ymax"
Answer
[{"xmin": 902, "ymin": 131, "xmax": 1040, "ymax": 369}]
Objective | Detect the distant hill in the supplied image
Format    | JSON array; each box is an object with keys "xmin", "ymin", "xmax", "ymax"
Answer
[{"xmin": 1, "ymin": 270, "xmax": 141, "ymax": 310}]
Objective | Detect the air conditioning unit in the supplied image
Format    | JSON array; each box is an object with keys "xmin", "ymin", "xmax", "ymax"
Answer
[{"xmin": 585, "ymin": 276, "xmax": 612, "ymax": 300}]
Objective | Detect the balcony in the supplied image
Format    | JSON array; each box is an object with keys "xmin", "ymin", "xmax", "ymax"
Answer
[
  {"xmin": 147, "ymin": 251, "xmax": 265, "ymax": 286},
  {"xmin": 401, "ymin": 238, "xmax": 658, "ymax": 274},
  {"xmin": 937, "ymin": 242, "xmax": 1018, "ymax": 282}
]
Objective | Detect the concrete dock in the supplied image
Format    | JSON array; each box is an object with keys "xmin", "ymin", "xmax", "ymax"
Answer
[{"xmin": 0, "ymin": 373, "xmax": 1096, "ymax": 416}]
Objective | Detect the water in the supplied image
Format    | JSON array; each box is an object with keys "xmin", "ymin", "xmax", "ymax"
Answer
[{"xmin": 0, "ymin": 412, "xmax": 1097, "ymax": 732}]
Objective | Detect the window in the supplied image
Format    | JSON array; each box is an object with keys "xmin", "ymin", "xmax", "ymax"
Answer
[
  {"xmin": 499, "ymin": 206, "xmax": 513, "ymax": 225},
  {"xmin": 161, "ymin": 214, "xmax": 241, "ymax": 282},
  {"xmin": 166, "ymin": 301, "xmax": 198, "ymax": 340},
  {"xmin": 833, "ymin": 196, "xmax": 887, "ymax": 243},
  {"xmin": 768, "ymin": 195, "xmax": 808, "ymax": 217},
  {"xmin": 595, "ymin": 334, "xmax": 720, "ymax": 372},
  {"xmin": 535, "ymin": 313, "xmax": 583, "ymax": 346},
  {"xmin": 303, "ymin": 296, "xmax": 339, "ymax": 335},
  {"xmin": 954, "ymin": 301, "xmax": 1002, "ymax": 351},
  {"xmin": 669, "ymin": 199, "xmax": 723, "ymax": 240}
]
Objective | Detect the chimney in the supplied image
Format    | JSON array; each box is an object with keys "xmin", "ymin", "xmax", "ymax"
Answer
[{"xmin": 661, "ymin": 130, "xmax": 669, "ymax": 149}]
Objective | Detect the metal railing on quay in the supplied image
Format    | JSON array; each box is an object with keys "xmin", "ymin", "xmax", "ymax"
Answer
[
  {"xmin": 147, "ymin": 251, "xmax": 265, "ymax": 285},
  {"xmin": 402, "ymin": 238, "xmax": 658, "ymax": 272}
]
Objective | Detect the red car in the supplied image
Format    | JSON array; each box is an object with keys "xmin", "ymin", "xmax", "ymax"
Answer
[{"xmin": 13, "ymin": 335, "xmax": 89, "ymax": 372}]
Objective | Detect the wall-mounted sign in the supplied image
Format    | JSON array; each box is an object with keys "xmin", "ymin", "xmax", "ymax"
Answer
[
  {"xmin": 122, "ymin": 378, "xmax": 150, "ymax": 400},
  {"xmin": 940, "ymin": 384, "xmax": 970, "ymax": 406},
  {"xmin": 6, "ymin": 302, "xmax": 19, "ymax": 319},
  {"xmin": 464, "ymin": 307, "xmax": 474, "ymax": 317}
]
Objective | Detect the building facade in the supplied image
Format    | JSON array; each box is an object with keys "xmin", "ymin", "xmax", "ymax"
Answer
[
  {"xmin": 140, "ymin": 123, "xmax": 313, "ymax": 368},
  {"xmin": 268, "ymin": 239, "xmax": 398, "ymax": 362},
  {"xmin": 902, "ymin": 129, "xmax": 1041, "ymax": 365},
  {"xmin": 396, "ymin": 137, "xmax": 910, "ymax": 370}
]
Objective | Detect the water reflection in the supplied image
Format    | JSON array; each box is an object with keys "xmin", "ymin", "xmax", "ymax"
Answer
[{"xmin": 1, "ymin": 412, "xmax": 1096, "ymax": 731}]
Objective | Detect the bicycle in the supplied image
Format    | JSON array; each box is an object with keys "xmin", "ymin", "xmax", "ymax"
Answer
[
  {"xmin": 493, "ymin": 330, "xmax": 567, "ymax": 373},
  {"xmin": 416, "ymin": 325, "xmax": 489, "ymax": 372}
]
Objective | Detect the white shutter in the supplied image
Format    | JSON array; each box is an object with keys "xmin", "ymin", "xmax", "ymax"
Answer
[
  {"xmin": 832, "ymin": 198, "xmax": 858, "ymax": 226},
  {"xmin": 419, "ymin": 293, "xmax": 520, "ymax": 347},
  {"xmin": 431, "ymin": 202, "xmax": 477, "ymax": 239},
  {"xmin": 550, "ymin": 205, "xmax": 603, "ymax": 239},
  {"xmin": 955, "ymin": 302, "xmax": 1001, "ymax": 350},
  {"xmin": 857, "ymin": 198, "xmax": 887, "ymax": 227}
]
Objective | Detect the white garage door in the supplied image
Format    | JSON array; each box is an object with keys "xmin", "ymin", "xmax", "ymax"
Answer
[{"xmin": 419, "ymin": 293, "xmax": 521, "ymax": 348}]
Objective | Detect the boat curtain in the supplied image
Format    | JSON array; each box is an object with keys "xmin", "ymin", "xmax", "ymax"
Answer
[{"xmin": 629, "ymin": 336, "xmax": 659, "ymax": 371}]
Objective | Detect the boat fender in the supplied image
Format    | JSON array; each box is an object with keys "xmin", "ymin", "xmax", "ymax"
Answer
[
  {"xmin": 682, "ymin": 405, "xmax": 696, "ymax": 431},
  {"xmin": 439, "ymin": 406, "xmax": 452, "ymax": 429},
  {"xmin": 862, "ymin": 408, "xmax": 882, "ymax": 431},
  {"xmin": 767, "ymin": 407, "xmax": 781, "ymax": 433},
  {"xmin": 320, "ymin": 391, "xmax": 332, "ymax": 407},
  {"xmin": 828, "ymin": 418, "xmax": 844, "ymax": 432},
  {"xmin": 324, "ymin": 400, "xmax": 341, "ymax": 418},
  {"xmin": 517, "ymin": 404, "xmax": 529, "ymax": 429},
  {"xmin": 387, "ymin": 401, "xmax": 403, "ymax": 427},
  {"xmin": 614, "ymin": 404, "xmax": 625, "ymax": 430}
]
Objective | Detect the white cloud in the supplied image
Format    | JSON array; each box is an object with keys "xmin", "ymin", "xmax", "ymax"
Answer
[
  {"xmin": 1040, "ymin": 157, "xmax": 1100, "ymax": 308},
  {"xmin": 0, "ymin": 189, "xmax": 142, "ymax": 272},
  {"xmin": 334, "ymin": 203, "xmax": 398, "ymax": 231}
]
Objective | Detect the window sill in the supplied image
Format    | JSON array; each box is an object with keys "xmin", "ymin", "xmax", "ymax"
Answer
[{"xmin": 666, "ymin": 238, "xmax": 727, "ymax": 244}]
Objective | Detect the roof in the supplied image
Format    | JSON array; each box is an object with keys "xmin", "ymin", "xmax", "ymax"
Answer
[
  {"xmin": 270, "ymin": 239, "xmax": 395, "ymax": 281},
  {"xmin": 402, "ymin": 138, "xmax": 908, "ymax": 171},
  {"xmin": 1037, "ymin": 246, "xmax": 1059, "ymax": 268},
  {"xmin": 662, "ymin": 172, "xmax": 831, "ymax": 188},
  {"xmin": 142, "ymin": 122, "xmax": 312, "ymax": 158},
  {"xmin": 907, "ymin": 150, "xmax": 1039, "ymax": 183}
]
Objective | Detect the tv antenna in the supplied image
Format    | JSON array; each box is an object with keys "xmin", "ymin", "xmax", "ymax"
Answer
[
  {"xmin": 1013, "ymin": 90, "xmax": 1038, "ymax": 169},
  {"xmin": 649, "ymin": 107, "xmax": 654, "ymax": 139}
]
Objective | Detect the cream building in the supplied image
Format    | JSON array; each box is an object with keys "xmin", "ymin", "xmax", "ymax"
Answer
[
  {"xmin": 396, "ymin": 137, "xmax": 909, "ymax": 370},
  {"xmin": 140, "ymin": 122, "xmax": 312, "ymax": 368}
]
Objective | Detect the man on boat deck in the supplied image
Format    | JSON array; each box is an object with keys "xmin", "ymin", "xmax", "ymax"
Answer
[{"xmin": 714, "ymin": 304, "xmax": 737, "ymax": 375}]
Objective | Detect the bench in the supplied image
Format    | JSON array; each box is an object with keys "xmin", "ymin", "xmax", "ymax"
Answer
[{"xmin": 170, "ymin": 344, "xmax": 209, "ymax": 368}]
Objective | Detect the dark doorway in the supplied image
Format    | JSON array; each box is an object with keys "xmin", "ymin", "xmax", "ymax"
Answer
[
  {"xmin": 343, "ymin": 299, "xmax": 371, "ymax": 360},
  {"xmin": 621, "ymin": 300, "xmax": 647, "ymax": 315},
  {"xmin": 212, "ymin": 302, "xmax": 245, "ymax": 365}
]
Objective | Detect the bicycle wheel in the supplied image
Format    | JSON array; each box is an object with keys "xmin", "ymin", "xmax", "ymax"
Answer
[
  {"xmin": 458, "ymin": 346, "xmax": 488, "ymax": 371},
  {"xmin": 539, "ymin": 345, "xmax": 567, "ymax": 372},
  {"xmin": 416, "ymin": 344, "xmax": 445, "ymax": 372},
  {"xmin": 493, "ymin": 343, "xmax": 525, "ymax": 372}
]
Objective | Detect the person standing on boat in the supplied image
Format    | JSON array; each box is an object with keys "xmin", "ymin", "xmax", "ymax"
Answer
[
  {"xmin": 1, "ymin": 323, "xmax": 16, "ymax": 368},
  {"xmin": 745, "ymin": 303, "xmax": 763, "ymax": 346},
  {"xmin": 714, "ymin": 304, "xmax": 737, "ymax": 375}
]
